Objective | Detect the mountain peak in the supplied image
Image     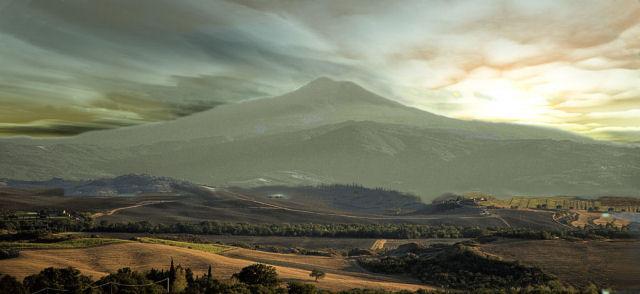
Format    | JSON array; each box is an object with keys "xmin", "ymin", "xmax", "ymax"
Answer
[
  {"xmin": 308, "ymin": 76, "xmax": 337, "ymax": 84},
  {"xmin": 301, "ymin": 76, "xmax": 357, "ymax": 90},
  {"xmin": 288, "ymin": 77, "xmax": 399, "ymax": 107}
]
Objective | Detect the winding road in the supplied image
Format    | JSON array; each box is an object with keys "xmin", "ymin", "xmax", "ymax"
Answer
[{"xmin": 91, "ymin": 200, "xmax": 175, "ymax": 218}]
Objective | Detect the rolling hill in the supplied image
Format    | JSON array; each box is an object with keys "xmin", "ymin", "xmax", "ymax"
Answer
[
  {"xmin": 1, "ymin": 78, "xmax": 638, "ymax": 200},
  {"xmin": 0, "ymin": 242, "xmax": 429, "ymax": 292},
  {"xmin": 1, "ymin": 174, "xmax": 199, "ymax": 196}
]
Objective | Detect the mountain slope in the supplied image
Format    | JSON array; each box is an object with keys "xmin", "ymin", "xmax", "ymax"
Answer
[
  {"xmin": 2, "ymin": 120, "xmax": 637, "ymax": 200},
  {"xmin": 0, "ymin": 78, "xmax": 636, "ymax": 200},
  {"xmin": 7, "ymin": 77, "xmax": 588, "ymax": 147},
  {"xmin": 116, "ymin": 121, "xmax": 639, "ymax": 198}
]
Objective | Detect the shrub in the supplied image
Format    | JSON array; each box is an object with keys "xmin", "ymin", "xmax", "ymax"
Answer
[
  {"xmin": 288, "ymin": 281, "xmax": 317, "ymax": 294},
  {"xmin": 0, "ymin": 248, "xmax": 19, "ymax": 259},
  {"xmin": 0, "ymin": 274, "xmax": 26, "ymax": 294}
]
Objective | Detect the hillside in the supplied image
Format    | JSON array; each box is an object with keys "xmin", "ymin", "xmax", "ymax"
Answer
[
  {"xmin": 0, "ymin": 78, "xmax": 638, "ymax": 200},
  {"xmin": 481, "ymin": 239, "xmax": 640, "ymax": 290},
  {"xmin": 1, "ymin": 174, "xmax": 199, "ymax": 196},
  {"xmin": 0, "ymin": 242, "xmax": 429, "ymax": 292},
  {"xmin": 234, "ymin": 184, "xmax": 428, "ymax": 215}
]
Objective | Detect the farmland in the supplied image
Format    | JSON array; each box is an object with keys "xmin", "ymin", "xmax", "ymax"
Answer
[
  {"xmin": 0, "ymin": 240, "xmax": 430, "ymax": 292},
  {"xmin": 1, "ymin": 184, "xmax": 638, "ymax": 292},
  {"xmin": 480, "ymin": 238, "xmax": 640, "ymax": 291},
  {"xmin": 482, "ymin": 195, "xmax": 640, "ymax": 213},
  {"xmin": 90, "ymin": 232, "xmax": 467, "ymax": 253}
]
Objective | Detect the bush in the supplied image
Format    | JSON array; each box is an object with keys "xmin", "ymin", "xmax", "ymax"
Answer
[
  {"xmin": 0, "ymin": 248, "xmax": 19, "ymax": 259},
  {"xmin": 288, "ymin": 281, "xmax": 317, "ymax": 294},
  {"xmin": 0, "ymin": 274, "xmax": 26, "ymax": 294}
]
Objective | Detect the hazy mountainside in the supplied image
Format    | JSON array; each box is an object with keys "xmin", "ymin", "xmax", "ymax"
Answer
[
  {"xmin": 110, "ymin": 120, "xmax": 638, "ymax": 197},
  {"xmin": 1, "ymin": 174, "xmax": 199, "ymax": 196},
  {"xmin": 0, "ymin": 78, "xmax": 638, "ymax": 200}
]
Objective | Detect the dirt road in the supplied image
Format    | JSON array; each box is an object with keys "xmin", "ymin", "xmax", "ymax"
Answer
[
  {"xmin": 370, "ymin": 239, "xmax": 387, "ymax": 250},
  {"xmin": 91, "ymin": 200, "xmax": 175, "ymax": 218}
]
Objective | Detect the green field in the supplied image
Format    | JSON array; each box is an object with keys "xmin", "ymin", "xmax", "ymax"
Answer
[
  {"xmin": 136, "ymin": 237, "xmax": 231, "ymax": 254},
  {"xmin": 0, "ymin": 238, "xmax": 129, "ymax": 249}
]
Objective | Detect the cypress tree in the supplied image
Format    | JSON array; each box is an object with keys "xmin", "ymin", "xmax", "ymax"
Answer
[{"xmin": 169, "ymin": 258, "xmax": 176, "ymax": 282}]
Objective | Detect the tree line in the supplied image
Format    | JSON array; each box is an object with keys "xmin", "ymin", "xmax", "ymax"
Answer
[
  {"xmin": 89, "ymin": 221, "xmax": 632, "ymax": 240},
  {"xmin": 1, "ymin": 217, "xmax": 632, "ymax": 241}
]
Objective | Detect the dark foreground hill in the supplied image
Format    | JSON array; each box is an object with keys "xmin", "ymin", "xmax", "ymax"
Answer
[{"xmin": 1, "ymin": 78, "xmax": 638, "ymax": 201}]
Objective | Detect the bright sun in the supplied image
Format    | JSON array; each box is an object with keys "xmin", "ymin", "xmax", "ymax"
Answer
[{"xmin": 451, "ymin": 78, "xmax": 549, "ymax": 123}]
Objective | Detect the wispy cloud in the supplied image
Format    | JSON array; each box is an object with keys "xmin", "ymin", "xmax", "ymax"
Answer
[{"xmin": 0, "ymin": 0, "xmax": 638, "ymax": 140}]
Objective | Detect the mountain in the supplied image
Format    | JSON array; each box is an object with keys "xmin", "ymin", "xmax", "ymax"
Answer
[
  {"xmin": 15, "ymin": 77, "xmax": 587, "ymax": 147},
  {"xmin": 1, "ymin": 78, "xmax": 638, "ymax": 200}
]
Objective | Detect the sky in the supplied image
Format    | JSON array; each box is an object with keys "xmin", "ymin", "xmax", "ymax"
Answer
[{"xmin": 0, "ymin": 0, "xmax": 639, "ymax": 142}]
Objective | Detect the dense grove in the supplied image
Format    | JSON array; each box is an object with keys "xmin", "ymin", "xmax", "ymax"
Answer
[
  {"xmin": 89, "ymin": 221, "xmax": 633, "ymax": 240},
  {"xmin": 0, "ymin": 262, "xmax": 441, "ymax": 294},
  {"xmin": 0, "ymin": 215, "xmax": 633, "ymax": 240},
  {"xmin": 91, "ymin": 221, "xmax": 485, "ymax": 238}
]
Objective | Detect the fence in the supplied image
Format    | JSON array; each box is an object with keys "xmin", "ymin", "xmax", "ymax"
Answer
[{"xmin": 31, "ymin": 278, "xmax": 170, "ymax": 294}]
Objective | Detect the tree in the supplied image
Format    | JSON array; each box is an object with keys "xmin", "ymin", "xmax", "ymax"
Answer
[
  {"xmin": 206, "ymin": 265, "xmax": 213, "ymax": 280},
  {"xmin": 185, "ymin": 267, "xmax": 195, "ymax": 287},
  {"xmin": 232, "ymin": 263, "xmax": 279, "ymax": 287},
  {"xmin": 0, "ymin": 248, "xmax": 19, "ymax": 260},
  {"xmin": 582, "ymin": 283, "xmax": 600, "ymax": 294},
  {"xmin": 169, "ymin": 257, "xmax": 176, "ymax": 282},
  {"xmin": 171, "ymin": 265, "xmax": 188, "ymax": 293},
  {"xmin": 0, "ymin": 274, "xmax": 26, "ymax": 294},
  {"xmin": 309, "ymin": 269, "xmax": 325, "ymax": 282},
  {"xmin": 23, "ymin": 267, "xmax": 93, "ymax": 294}
]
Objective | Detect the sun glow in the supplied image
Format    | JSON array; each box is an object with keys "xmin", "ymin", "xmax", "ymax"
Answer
[{"xmin": 451, "ymin": 78, "xmax": 550, "ymax": 123}]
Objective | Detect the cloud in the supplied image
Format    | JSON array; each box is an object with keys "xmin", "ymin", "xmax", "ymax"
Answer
[
  {"xmin": 0, "ymin": 0, "xmax": 638, "ymax": 141},
  {"xmin": 0, "ymin": 121, "xmax": 128, "ymax": 137}
]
